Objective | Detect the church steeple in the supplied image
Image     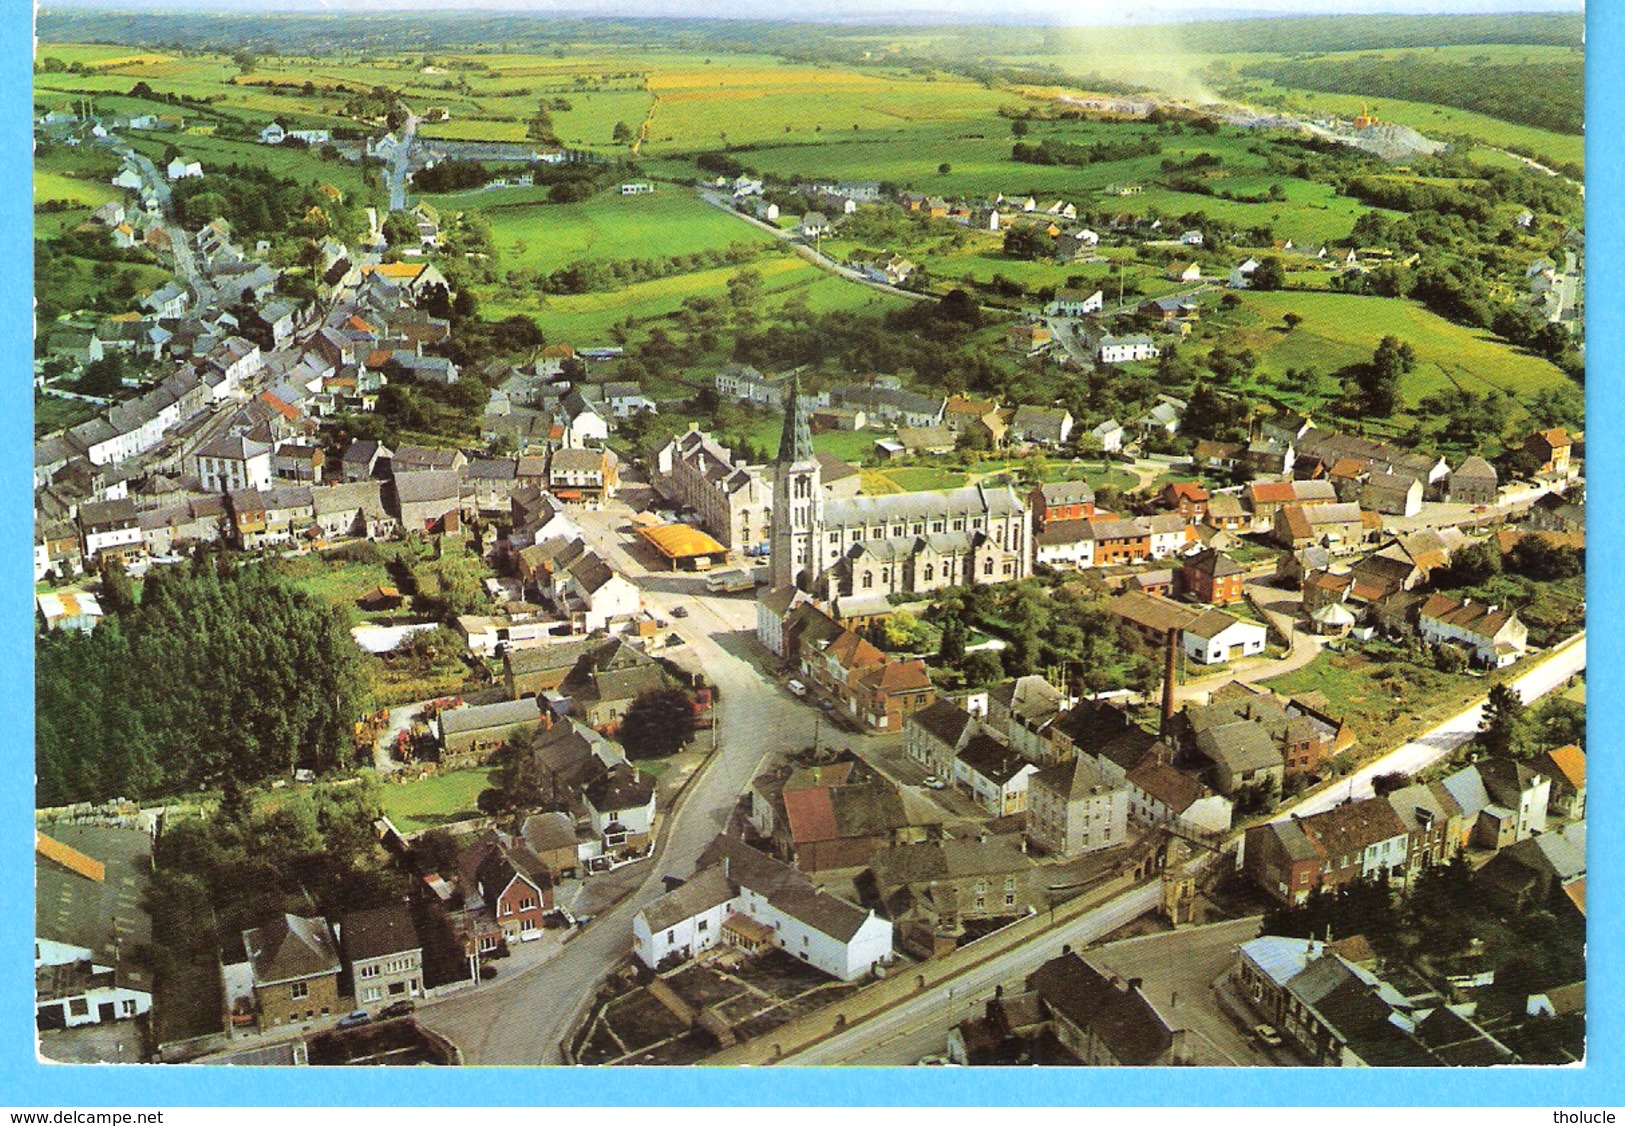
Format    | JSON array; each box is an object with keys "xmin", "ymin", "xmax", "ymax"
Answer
[
  {"xmin": 776, "ymin": 374, "xmax": 815, "ymax": 467},
  {"xmin": 769, "ymin": 373, "xmax": 823, "ymax": 592}
]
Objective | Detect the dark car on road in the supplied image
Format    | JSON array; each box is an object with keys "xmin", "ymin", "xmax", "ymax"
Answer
[{"xmin": 378, "ymin": 1000, "xmax": 416, "ymax": 1020}]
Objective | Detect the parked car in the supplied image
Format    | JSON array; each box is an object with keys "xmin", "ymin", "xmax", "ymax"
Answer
[
  {"xmin": 337, "ymin": 1010, "xmax": 372, "ymax": 1029},
  {"xmin": 671, "ymin": 605, "xmax": 689, "ymax": 618},
  {"xmin": 787, "ymin": 679, "xmax": 807, "ymax": 697},
  {"xmin": 1252, "ymin": 1023, "xmax": 1283, "ymax": 1048},
  {"xmin": 378, "ymin": 999, "xmax": 416, "ymax": 1020},
  {"xmin": 922, "ymin": 775, "xmax": 947, "ymax": 790}
]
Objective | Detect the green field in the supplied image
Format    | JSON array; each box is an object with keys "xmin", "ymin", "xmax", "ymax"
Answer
[
  {"xmin": 376, "ymin": 767, "xmax": 494, "ymax": 832},
  {"xmin": 1224, "ymin": 290, "xmax": 1572, "ymax": 419},
  {"xmin": 490, "ymin": 252, "xmax": 906, "ymax": 346},
  {"xmin": 468, "ymin": 188, "xmax": 778, "ymax": 272},
  {"xmin": 882, "ymin": 465, "xmax": 969, "ymax": 491},
  {"xmin": 35, "ymin": 168, "xmax": 120, "ymax": 208}
]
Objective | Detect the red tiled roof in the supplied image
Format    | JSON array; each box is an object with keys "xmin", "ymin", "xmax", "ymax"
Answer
[
  {"xmin": 1544, "ymin": 743, "xmax": 1585, "ymax": 789},
  {"xmin": 783, "ymin": 787, "xmax": 839, "ymax": 845},
  {"xmin": 258, "ymin": 392, "xmax": 299, "ymax": 421},
  {"xmin": 1250, "ymin": 480, "xmax": 1297, "ymax": 505},
  {"xmin": 862, "ymin": 659, "xmax": 932, "ymax": 694}
]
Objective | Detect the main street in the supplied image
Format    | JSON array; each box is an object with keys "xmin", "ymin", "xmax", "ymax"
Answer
[{"xmin": 414, "ymin": 507, "xmax": 823, "ymax": 1064}]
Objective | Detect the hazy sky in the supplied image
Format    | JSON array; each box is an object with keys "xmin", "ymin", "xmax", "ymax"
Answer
[{"xmin": 42, "ymin": 0, "xmax": 1586, "ymax": 23}]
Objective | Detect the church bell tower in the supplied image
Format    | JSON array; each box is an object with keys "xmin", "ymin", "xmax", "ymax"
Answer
[{"xmin": 769, "ymin": 375, "xmax": 823, "ymax": 591}]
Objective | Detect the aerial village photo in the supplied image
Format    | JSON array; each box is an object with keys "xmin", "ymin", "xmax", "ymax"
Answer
[{"xmin": 32, "ymin": 0, "xmax": 1586, "ymax": 1070}]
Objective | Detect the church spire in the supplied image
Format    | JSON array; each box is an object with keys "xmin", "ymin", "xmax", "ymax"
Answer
[{"xmin": 776, "ymin": 374, "xmax": 815, "ymax": 467}]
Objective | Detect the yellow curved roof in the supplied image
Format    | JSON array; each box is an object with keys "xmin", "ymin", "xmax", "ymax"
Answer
[{"xmin": 637, "ymin": 522, "xmax": 727, "ymax": 558}]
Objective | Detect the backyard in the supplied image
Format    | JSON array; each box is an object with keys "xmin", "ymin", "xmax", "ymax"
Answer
[{"xmin": 375, "ymin": 767, "xmax": 494, "ymax": 833}]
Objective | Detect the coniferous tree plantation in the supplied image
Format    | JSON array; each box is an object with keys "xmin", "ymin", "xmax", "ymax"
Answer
[{"xmin": 36, "ymin": 566, "xmax": 369, "ymax": 807}]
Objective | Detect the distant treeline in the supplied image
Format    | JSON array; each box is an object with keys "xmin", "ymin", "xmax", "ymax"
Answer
[
  {"xmin": 1242, "ymin": 53, "xmax": 1584, "ymax": 136},
  {"xmin": 1178, "ymin": 13, "xmax": 1582, "ymax": 53},
  {"xmin": 36, "ymin": 9, "xmax": 1582, "ymax": 59}
]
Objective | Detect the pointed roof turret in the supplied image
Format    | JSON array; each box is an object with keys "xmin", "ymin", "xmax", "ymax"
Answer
[{"xmin": 776, "ymin": 374, "xmax": 815, "ymax": 466}]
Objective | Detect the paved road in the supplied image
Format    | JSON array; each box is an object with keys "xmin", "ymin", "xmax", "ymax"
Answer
[
  {"xmin": 1282, "ymin": 632, "xmax": 1586, "ymax": 819},
  {"xmin": 104, "ymin": 135, "xmax": 210, "ymax": 310},
  {"xmin": 414, "ymin": 510, "xmax": 823, "ymax": 1064},
  {"xmin": 699, "ymin": 189, "xmax": 936, "ymax": 304},
  {"xmin": 784, "ymin": 882, "xmax": 1162, "ymax": 1064},
  {"xmin": 388, "ymin": 112, "xmax": 420, "ymax": 213}
]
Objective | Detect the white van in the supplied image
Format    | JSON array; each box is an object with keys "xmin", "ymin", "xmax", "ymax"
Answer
[{"xmin": 787, "ymin": 679, "xmax": 808, "ymax": 698}]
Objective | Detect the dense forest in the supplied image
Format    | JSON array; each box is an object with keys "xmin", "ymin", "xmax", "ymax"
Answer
[
  {"xmin": 1242, "ymin": 53, "xmax": 1584, "ymax": 136},
  {"xmin": 36, "ymin": 566, "xmax": 369, "ymax": 807}
]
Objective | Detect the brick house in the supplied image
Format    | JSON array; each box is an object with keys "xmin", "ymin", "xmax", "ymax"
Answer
[
  {"xmin": 1029, "ymin": 481, "xmax": 1096, "ymax": 528},
  {"xmin": 456, "ymin": 831, "xmax": 554, "ymax": 943},
  {"xmin": 1243, "ymin": 798, "xmax": 1410, "ymax": 905},
  {"xmin": 1180, "ymin": 547, "xmax": 1245, "ymax": 606},
  {"xmin": 1159, "ymin": 481, "xmax": 1209, "ymax": 521},
  {"xmin": 242, "ymin": 913, "xmax": 342, "ymax": 1028},
  {"xmin": 1086, "ymin": 518, "xmax": 1151, "ymax": 566}
]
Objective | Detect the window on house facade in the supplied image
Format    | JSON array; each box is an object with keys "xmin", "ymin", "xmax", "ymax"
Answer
[
  {"xmin": 291, "ymin": 982, "xmax": 309, "ymax": 1000},
  {"xmin": 68, "ymin": 998, "xmax": 89, "ymax": 1017},
  {"xmin": 698, "ymin": 919, "xmax": 708, "ymax": 933}
]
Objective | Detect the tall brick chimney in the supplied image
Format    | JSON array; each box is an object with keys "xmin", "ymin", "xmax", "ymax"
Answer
[{"xmin": 1160, "ymin": 628, "xmax": 1180, "ymax": 733}]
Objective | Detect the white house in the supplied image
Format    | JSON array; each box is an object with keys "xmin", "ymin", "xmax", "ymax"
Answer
[
  {"xmin": 1228, "ymin": 258, "xmax": 1261, "ymax": 289},
  {"xmin": 1124, "ymin": 757, "xmax": 1233, "ymax": 836},
  {"xmin": 166, "ymin": 158, "xmax": 202, "ymax": 181},
  {"xmin": 35, "ymin": 936, "xmax": 152, "ymax": 1029},
  {"xmin": 620, "ymin": 182, "xmax": 654, "ymax": 195},
  {"xmin": 193, "ymin": 434, "xmax": 273, "ymax": 493},
  {"xmin": 582, "ymin": 766, "xmax": 657, "ymax": 856},
  {"xmin": 1045, "ymin": 288, "xmax": 1104, "ymax": 317},
  {"xmin": 1097, "ymin": 335, "xmax": 1160, "ymax": 364},
  {"xmin": 1034, "ymin": 520, "xmax": 1095, "ymax": 570},
  {"xmin": 111, "ymin": 167, "xmax": 144, "ymax": 191},
  {"xmin": 260, "ymin": 121, "xmax": 287, "ymax": 145},
  {"xmin": 562, "ymin": 404, "xmax": 610, "ymax": 448},
  {"xmin": 563, "ymin": 552, "xmax": 641, "ymax": 633},
  {"xmin": 954, "ymin": 736, "xmax": 1042, "ymax": 818},
  {"xmin": 1143, "ymin": 513, "xmax": 1189, "ymax": 560},
  {"xmin": 1182, "ymin": 610, "xmax": 1267, "ymax": 665},
  {"xmin": 1090, "ymin": 418, "xmax": 1125, "ymax": 454},
  {"xmin": 1180, "ymin": 230, "xmax": 1205, "ymax": 246},
  {"xmin": 632, "ymin": 837, "xmax": 892, "ymax": 981},
  {"xmin": 1417, "ymin": 595, "xmax": 1528, "ymax": 668}
]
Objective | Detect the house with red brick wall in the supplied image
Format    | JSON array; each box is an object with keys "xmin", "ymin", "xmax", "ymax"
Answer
[
  {"xmin": 1180, "ymin": 547, "xmax": 1245, "ymax": 606},
  {"xmin": 1159, "ymin": 481, "xmax": 1209, "ymax": 521}
]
